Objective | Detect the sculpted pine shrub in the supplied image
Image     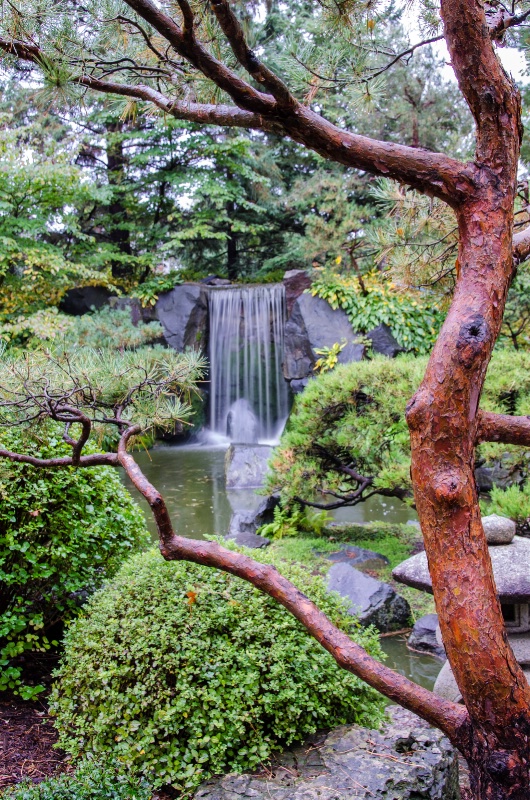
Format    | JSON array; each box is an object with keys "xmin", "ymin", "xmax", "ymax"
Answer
[
  {"xmin": 0, "ymin": 425, "xmax": 149, "ymax": 698},
  {"xmin": 50, "ymin": 548, "xmax": 385, "ymax": 793},
  {"xmin": 268, "ymin": 351, "xmax": 530, "ymax": 511}
]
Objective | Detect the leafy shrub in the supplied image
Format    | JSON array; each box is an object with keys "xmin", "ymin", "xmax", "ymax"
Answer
[
  {"xmin": 258, "ymin": 505, "xmax": 332, "ymax": 539},
  {"xmin": 50, "ymin": 548, "xmax": 385, "ymax": 793},
  {"xmin": 0, "ymin": 425, "xmax": 149, "ymax": 698},
  {"xmin": 310, "ymin": 272, "xmax": 442, "ymax": 355},
  {"xmin": 268, "ymin": 351, "xmax": 530, "ymax": 510},
  {"xmin": 59, "ymin": 307, "xmax": 163, "ymax": 350},
  {"xmin": 1, "ymin": 759, "xmax": 151, "ymax": 800},
  {"xmin": 480, "ymin": 483, "xmax": 530, "ymax": 526},
  {"xmin": 131, "ymin": 271, "xmax": 183, "ymax": 307}
]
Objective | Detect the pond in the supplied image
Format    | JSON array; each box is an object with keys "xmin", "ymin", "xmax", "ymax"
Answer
[{"xmin": 122, "ymin": 444, "xmax": 443, "ymax": 692}]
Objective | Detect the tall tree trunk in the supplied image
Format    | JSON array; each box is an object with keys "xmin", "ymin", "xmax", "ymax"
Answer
[
  {"xmin": 407, "ymin": 3, "xmax": 530, "ymax": 787},
  {"xmin": 226, "ymin": 198, "xmax": 238, "ymax": 280},
  {"xmin": 106, "ymin": 120, "xmax": 132, "ymax": 281}
]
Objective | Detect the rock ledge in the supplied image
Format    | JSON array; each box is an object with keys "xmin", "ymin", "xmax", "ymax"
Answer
[{"xmin": 195, "ymin": 706, "xmax": 459, "ymax": 799}]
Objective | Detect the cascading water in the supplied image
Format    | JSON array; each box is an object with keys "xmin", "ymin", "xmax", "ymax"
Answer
[{"xmin": 208, "ymin": 284, "xmax": 289, "ymax": 442}]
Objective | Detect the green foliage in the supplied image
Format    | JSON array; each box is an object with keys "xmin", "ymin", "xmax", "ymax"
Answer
[
  {"xmin": 269, "ymin": 351, "xmax": 530, "ymax": 509},
  {"xmin": 313, "ymin": 340, "xmax": 347, "ymax": 374},
  {"xmin": 310, "ymin": 273, "xmax": 442, "ymax": 355},
  {"xmin": 1, "ymin": 307, "xmax": 163, "ymax": 351},
  {"xmin": 0, "ymin": 347, "xmax": 205, "ymax": 440},
  {"xmin": 480, "ymin": 484, "xmax": 530, "ymax": 524},
  {"xmin": 258, "ymin": 505, "xmax": 332, "ymax": 539},
  {"xmin": 130, "ymin": 272, "xmax": 184, "ymax": 308},
  {"xmin": 1, "ymin": 759, "xmax": 151, "ymax": 800},
  {"xmin": 59, "ymin": 307, "xmax": 163, "ymax": 351},
  {"xmin": 0, "ymin": 424, "xmax": 149, "ymax": 697},
  {"xmin": 50, "ymin": 547, "xmax": 385, "ymax": 793}
]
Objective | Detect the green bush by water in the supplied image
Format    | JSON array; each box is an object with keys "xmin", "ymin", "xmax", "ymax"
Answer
[
  {"xmin": 1, "ymin": 759, "xmax": 151, "ymax": 800},
  {"xmin": 50, "ymin": 548, "xmax": 385, "ymax": 794},
  {"xmin": 480, "ymin": 483, "xmax": 530, "ymax": 524},
  {"xmin": 0, "ymin": 425, "xmax": 149, "ymax": 698},
  {"xmin": 268, "ymin": 351, "xmax": 530, "ymax": 510}
]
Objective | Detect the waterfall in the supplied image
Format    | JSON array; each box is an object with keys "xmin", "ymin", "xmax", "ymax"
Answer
[{"xmin": 208, "ymin": 284, "xmax": 289, "ymax": 442}]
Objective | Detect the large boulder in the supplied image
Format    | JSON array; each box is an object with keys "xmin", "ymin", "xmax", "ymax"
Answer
[
  {"xmin": 327, "ymin": 562, "xmax": 410, "ymax": 632},
  {"xmin": 195, "ymin": 706, "xmax": 459, "ymax": 800},
  {"xmin": 225, "ymin": 493, "xmax": 278, "ymax": 548},
  {"xmin": 60, "ymin": 286, "xmax": 117, "ymax": 316},
  {"xmin": 408, "ymin": 614, "xmax": 446, "ymax": 660},
  {"xmin": 366, "ymin": 323, "xmax": 405, "ymax": 358},
  {"xmin": 482, "ymin": 513, "xmax": 516, "ymax": 545},
  {"xmin": 156, "ymin": 284, "xmax": 208, "ymax": 352},
  {"xmin": 282, "ymin": 269, "xmax": 312, "ymax": 316},
  {"xmin": 225, "ymin": 444, "xmax": 273, "ymax": 490},
  {"xmin": 283, "ymin": 293, "xmax": 364, "ymax": 383}
]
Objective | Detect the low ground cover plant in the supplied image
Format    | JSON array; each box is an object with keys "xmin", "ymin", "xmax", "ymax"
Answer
[
  {"xmin": 50, "ymin": 547, "xmax": 385, "ymax": 795},
  {"xmin": 1, "ymin": 759, "xmax": 151, "ymax": 800},
  {"xmin": 0, "ymin": 424, "xmax": 149, "ymax": 698}
]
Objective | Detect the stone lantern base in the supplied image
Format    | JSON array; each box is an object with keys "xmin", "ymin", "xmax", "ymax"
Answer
[{"xmin": 434, "ymin": 633, "xmax": 530, "ymax": 702}]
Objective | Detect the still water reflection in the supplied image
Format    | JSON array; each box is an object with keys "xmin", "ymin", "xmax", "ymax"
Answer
[
  {"xmin": 123, "ymin": 444, "xmax": 418, "ymax": 539},
  {"xmin": 122, "ymin": 444, "xmax": 441, "ymax": 691}
]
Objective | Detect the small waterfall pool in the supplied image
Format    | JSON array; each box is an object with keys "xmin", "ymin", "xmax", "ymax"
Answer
[{"xmin": 122, "ymin": 444, "xmax": 443, "ymax": 692}]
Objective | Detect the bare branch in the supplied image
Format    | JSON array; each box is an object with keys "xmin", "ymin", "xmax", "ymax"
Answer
[
  {"xmin": 476, "ymin": 410, "xmax": 530, "ymax": 447},
  {"xmin": 122, "ymin": 0, "xmax": 277, "ymax": 114},
  {"xmin": 0, "ymin": 450, "xmax": 118, "ymax": 468},
  {"xmin": 368, "ymin": 36, "xmax": 445, "ymax": 80},
  {"xmin": 209, "ymin": 0, "xmax": 297, "ymax": 107}
]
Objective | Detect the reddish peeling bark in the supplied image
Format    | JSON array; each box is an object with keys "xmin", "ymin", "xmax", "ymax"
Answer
[{"xmin": 405, "ymin": 0, "xmax": 530, "ymax": 795}]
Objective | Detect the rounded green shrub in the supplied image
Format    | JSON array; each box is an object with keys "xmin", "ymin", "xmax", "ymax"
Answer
[
  {"xmin": 0, "ymin": 425, "xmax": 149, "ymax": 698},
  {"xmin": 1, "ymin": 759, "xmax": 151, "ymax": 800},
  {"xmin": 50, "ymin": 548, "xmax": 385, "ymax": 794}
]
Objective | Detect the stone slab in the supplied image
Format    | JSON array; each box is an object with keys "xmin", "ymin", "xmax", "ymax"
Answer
[
  {"xmin": 393, "ymin": 535, "xmax": 530, "ymax": 602},
  {"xmin": 195, "ymin": 706, "xmax": 459, "ymax": 800},
  {"xmin": 319, "ymin": 544, "xmax": 389, "ymax": 571}
]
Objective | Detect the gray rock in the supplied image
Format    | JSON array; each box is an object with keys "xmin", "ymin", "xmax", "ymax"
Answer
[
  {"xmin": 366, "ymin": 323, "xmax": 405, "ymax": 358},
  {"xmin": 408, "ymin": 614, "xmax": 446, "ymax": 660},
  {"xmin": 393, "ymin": 536, "xmax": 530, "ymax": 602},
  {"xmin": 195, "ymin": 706, "xmax": 459, "ymax": 800},
  {"xmin": 226, "ymin": 494, "xmax": 278, "ymax": 547},
  {"xmin": 320, "ymin": 544, "xmax": 389, "ymax": 571},
  {"xmin": 225, "ymin": 529, "xmax": 271, "ymax": 549},
  {"xmin": 283, "ymin": 269, "xmax": 312, "ymax": 316},
  {"xmin": 482, "ymin": 513, "xmax": 516, "ymax": 544},
  {"xmin": 283, "ymin": 293, "xmax": 364, "ymax": 382},
  {"xmin": 156, "ymin": 284, "xmax": 208, "ymax": 352},
  {"xmin": 289, "ymin": 378, "xmax": 310, "ymax": 394},
  {"xmin": 434, "ymin": 652, "xmax": 530, "ymax": 703},
  {"xmin": 226, "ymin": 399, "xmax": 260, "ymax": 443},
  {"xmin": 225, "ymin": 445, "xmax": 273, "ymax": 490},
  {"xmin": 327, "ymin": 562, "xmax": 410, "ymax": 631},
  {"xmin": 60, "ymin": 286, "xmax": 116, "ymax": 315},
  {"xmin": 475, "ymin": 460, "xmax": 523, "ymax": 492}
]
